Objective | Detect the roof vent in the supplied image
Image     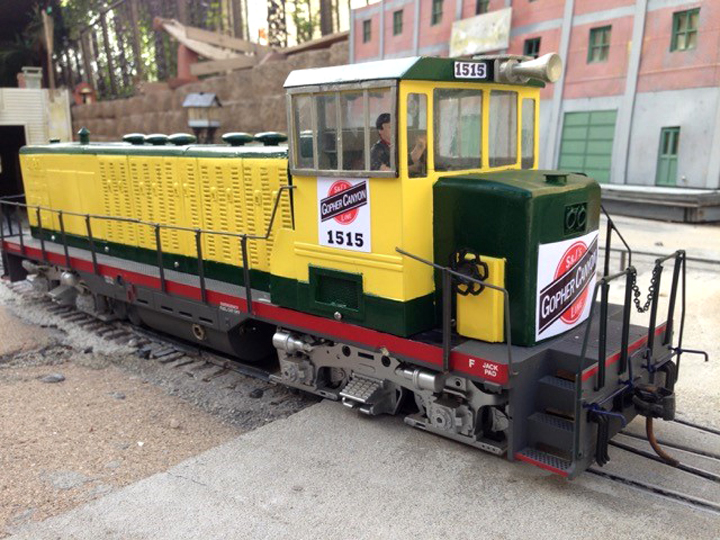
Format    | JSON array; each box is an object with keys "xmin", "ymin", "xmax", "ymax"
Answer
[
  {"xmin": 77, "ymin": 127, "xmax": 90, "ymax": 145},
  {"xmin": 545, "ymin": 173, "xmax": 567, "ymax": 185},
  {"xmin": 123, "ymin": 133, "xmax": 145, "ymax": 145},
  {"xmin": 222, "ymin": 132, "xmax": 254, "ymax": 146},
  {"xmin": 254, "ymin": 131, "xmax": 287, "ymax": 146},
  {"xmin": 168, "ymin": 133, "xmax": 197, "ymax": 146},
  {"xmin": 144, "ymin": 133, "xmax": 168, "ymax": 146}
]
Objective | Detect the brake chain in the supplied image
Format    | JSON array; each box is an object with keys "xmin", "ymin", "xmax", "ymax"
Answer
[{"xmin": 630, "ymin": 265, "xmax": 661, "ymax": 313}]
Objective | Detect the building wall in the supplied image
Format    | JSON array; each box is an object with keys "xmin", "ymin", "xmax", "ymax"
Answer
[
  {"xmin": 638, "ymin": 1, "xmax": 719, "ymax": 93},
  {"xmin": 349, "ymin": 0, "xmax": 720, "ymax": 189},
  {"xmin": 627, "ymin": 87, "xmax": 719, "ymax": 188}
]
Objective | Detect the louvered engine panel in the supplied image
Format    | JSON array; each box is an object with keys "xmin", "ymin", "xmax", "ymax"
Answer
[
  {"xmin": 241, "ymin": 163, "xmax": 260, "ymax": 268},
  {"xmin": 180, "ymin": 158, "xmax": 204, "ymax": 259},
  {"xmin": 127, "ymin": 158, "xmax": 156, "ymax": 250},
  {"xmin": 157, "ymin": 158, "xmax": 184, "ymax": 255}
]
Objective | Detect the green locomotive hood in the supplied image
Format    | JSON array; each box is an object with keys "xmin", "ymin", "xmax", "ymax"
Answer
[{"xmin": 433, "ymin": 169, "xmax": 601, "ymax": 347}]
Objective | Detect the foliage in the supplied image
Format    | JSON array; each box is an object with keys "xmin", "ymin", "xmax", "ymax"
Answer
[
  {"xmin": 291, "ymin": 0, "xmax": 319, "ymax": 44},
  {"xmin": 0, "ymin": 4, "xmax": 45, "ymax": 87}
]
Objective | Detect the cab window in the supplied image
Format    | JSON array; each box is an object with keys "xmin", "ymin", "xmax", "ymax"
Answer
[
  {"xmin": 289, "ymin": 84, "xmax": 396, "ymax": 177},
  {"xmin": 292, "ymin": 94, "xmax": 314, "ymax": 169},
  {"xmin": 521, "ymin": 98, "xmax": 536, "ymax": 169},
  {"xmin": 406, "ymin": 93, "xmax": 427, "ymax": 177},
  {"xmin": 489, "ymin": 90, "xmax": 518, "ymax": 167},
  {"xmin": 433, "ymin": 88, "xmax": 482, "ymax": 171},
  {"xmin": 340, "ymin": 91, "xmax": 365, "ymax": 170}
]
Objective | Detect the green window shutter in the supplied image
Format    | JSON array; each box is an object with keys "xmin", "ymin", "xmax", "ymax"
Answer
[
  {"xmin": 363, "ymin": 20, "xmax": 371, "ymax": 43},
  {"xmin": 656, "ymin": 127, "xmax": 680, "ymax": 186},
  {"xmin": 476, "ymin": 0, "xmax": 489, "ymax": 14}
]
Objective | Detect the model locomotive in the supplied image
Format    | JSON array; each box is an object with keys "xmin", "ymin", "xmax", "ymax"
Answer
[{"xmin": 1, "ymin": 53, "xmax": 689, "ymax": 478}]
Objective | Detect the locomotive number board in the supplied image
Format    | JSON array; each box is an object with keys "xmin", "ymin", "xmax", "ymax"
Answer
[{"xmin": 453, "ymin": 61, "xmax": 493, "ymax": 80}]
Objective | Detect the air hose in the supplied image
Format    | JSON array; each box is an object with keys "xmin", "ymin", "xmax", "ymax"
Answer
[{"xmin": 646, "ymin": 417, "xmax": 680, "ymax": 467}]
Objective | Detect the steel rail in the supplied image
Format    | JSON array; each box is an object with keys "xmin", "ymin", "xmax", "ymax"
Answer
[
  {"xmin": 587, "ymin": 468, "xmax": 720, "ymax": 514},
  {"xmin": 618, "ymin": 430, "xmax": 720, "ymax": 461}
]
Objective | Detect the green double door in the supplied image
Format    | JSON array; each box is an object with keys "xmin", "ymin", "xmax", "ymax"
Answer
[{"xmin": 558, "ymin": 110, "xmax": 617, "ymax": 184}]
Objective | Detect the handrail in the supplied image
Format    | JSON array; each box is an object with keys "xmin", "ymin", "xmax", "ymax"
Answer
[
  {"xmin": 0, "ymin": 185, "xmax": 296, "ymax": 315},
  {"xmin": 0, "ymin": 184, "xmax": 295, "ymax": 242},
  {"xmin": 572, "ymin": 249, "xmax": 687, "ymax": 461},
  {"xmin": 395, "ymin": 247, "xmax": 514, "ymax": 381}
]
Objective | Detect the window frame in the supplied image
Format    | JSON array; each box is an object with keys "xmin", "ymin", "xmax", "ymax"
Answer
[
  {"xmin": 587, "ymin": 25, "xmax": 611, "ymax": 63},
  {"xmin": 671, "ymin": 8, "xmax": 700, "ymax": 52},
  {"xmin": 286, "ymin": 81, "xmax": 398, "ymax": 179},
  {"xmin": 475, "ymin": 0, "xmax": 489, "ymax": 15},
  {"xmin": 432, "ymin": 87, "xmax": 484, "ymax": 172},
  {"xmin": 523, "ymin": 37, "xmax": 541, "ymax": 58},
  {"xmin": 363, "ymin": 19, "xmax": 371, "ymax": 43},
  {"xmin": 393, "ymin": 10, "xmax": 403, "ymax": 36},
  {"xmin": 431, "ymin": 0, "xmax": 443, "ymax": 26}
]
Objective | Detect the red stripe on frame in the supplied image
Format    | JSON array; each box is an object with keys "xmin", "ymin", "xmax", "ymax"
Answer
[
  {"xmin": 2, "ymin": 239, "xmax": 663, "ymax": 388},
  {"xmin": 580, "ymin": 322, "xmax": 667, "ymax": 382},
  {"xmin": 515, "ymin": 452, "xmax": 569, "ymax": 477}
]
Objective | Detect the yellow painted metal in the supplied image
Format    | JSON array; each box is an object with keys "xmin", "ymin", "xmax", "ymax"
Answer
[
  {"xmin": 19, "ymin": 152, "xmax": 291, "ymax": 275},
  {"xmin": 456, "ymin": 255, "xmax": 506, "ymax": 342},
  {"xmin": 273, "ymin": 80, "xmax": 539, "ymax": 306}
]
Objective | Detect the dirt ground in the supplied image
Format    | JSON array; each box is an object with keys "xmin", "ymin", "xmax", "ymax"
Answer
[{"xmin": 0, "ymin": 287, "xmax": 313, "ymax": 538}]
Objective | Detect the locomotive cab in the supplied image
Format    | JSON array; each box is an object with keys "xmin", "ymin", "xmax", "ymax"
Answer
[{"xmin": 271, "ymin": 53, "xmax": 582, "ymax": 346}]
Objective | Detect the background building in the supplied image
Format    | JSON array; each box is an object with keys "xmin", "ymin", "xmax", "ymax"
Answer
[{"xmin": 349, "ymin": 0, "xmax": 720, "ymax": 190}]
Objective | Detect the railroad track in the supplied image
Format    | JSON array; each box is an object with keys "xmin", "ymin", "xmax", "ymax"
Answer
[
  {"xmin": 590, "ymin": 419, "xmax": 720, "ymax": 514},
  {"xmin": 2, "ymin": 279, "xmax": 277, "ymax": 388},
  {"xmin": 4, "ymin": 275, "xmax": 720, "ymax": 512}
]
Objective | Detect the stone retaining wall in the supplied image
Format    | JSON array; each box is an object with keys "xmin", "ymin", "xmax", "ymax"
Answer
[{"xmin": 71, "ymin": 42, "xmax": 348, "ymax": 142}]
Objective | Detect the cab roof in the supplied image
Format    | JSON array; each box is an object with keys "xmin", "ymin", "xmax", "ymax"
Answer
[{"xmin": 283, "ymin": 55, "xmax": 544, "ymax": 88}]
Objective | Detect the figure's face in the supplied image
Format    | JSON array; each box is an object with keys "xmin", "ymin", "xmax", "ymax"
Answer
[{"xmin": 379, "ymin": 122, "xmax": 391, "ymax": 143}]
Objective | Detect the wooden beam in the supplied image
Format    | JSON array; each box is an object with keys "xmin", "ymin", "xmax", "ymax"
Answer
[
  {"xmin": 283, "ymin": 30, "xmax": 348, "ymax": 55},
  {"xmin": 189, "ymin": 55, "xmax": 257, "ymax": 76},
  {"xmin": 185, "ymin": 25, "xmax": 270, "ymax": 54}
]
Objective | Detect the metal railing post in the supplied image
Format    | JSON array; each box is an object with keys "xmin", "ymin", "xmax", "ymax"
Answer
[
  {"xmin": 195, "ymin": 229, "xmax": 207, "ymax": 304},
  {"xmin": 664, "ymin": 252, "xmax": 682, "ymax": 346},
  {"xmin": 442, "ymin": 269, "xmax": 452, "ymax": 372},
  {"xmin": 85, "ymin": 215, "xmax": 99, "ymax": 275},
  {"xmin": 603, "ymin": 218, "xmax": 612, "ymax": 276},
  {"xmin": 17, "ymin": 211, "xmax": 24, "ymax": 254},
  {"xmin": 619, "ymin": 269, "xmax": 633, "ymax": 374},
  {"xmin": 58, "ymin": 211, "xmax": 71, "ymax": 269},
  {"xmin": 595, "ymin": 280, "xmax": 609, "ymax": 391},
  {"xmin": 155, "ymin": 225, "xmax": 166, "ymax": 293},
  {"xmin": 0, "ymin": 203, "xmax": 5, "ymax": 246},
  {"xmin": 36, "ymin": 208, "xmax": 47, "ymax": 262},
  {"xmin": 646, "ymin": 263, "xmax": 663, "ymax": 382},
  {"xmin": 241, "ymin": 234, "xmax": 252, "ymax": 314}
]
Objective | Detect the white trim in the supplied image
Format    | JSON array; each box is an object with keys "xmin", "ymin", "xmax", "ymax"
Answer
[
  {"xmin": 546, "ymin": 0, "xmax": 575, "ymax": 168},
  {"xmin": 612, "ymin": 0, "xmax": 648, "ymax": 185}
]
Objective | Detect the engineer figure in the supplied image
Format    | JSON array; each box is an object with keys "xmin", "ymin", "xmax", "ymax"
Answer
[{"xmin": 370, "ymin": 113, "xmax": 427, "ymax": 175}]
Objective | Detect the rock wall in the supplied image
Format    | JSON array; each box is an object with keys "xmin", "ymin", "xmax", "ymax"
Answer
[{"xmin": 71, "ymin": 42, "xmax": 348, "ymax": 142}]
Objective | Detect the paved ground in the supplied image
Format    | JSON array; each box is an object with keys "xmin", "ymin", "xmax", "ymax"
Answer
[
  {"xmin": 7, "ymin": 402, "xmax": 720, "ymax": 540},
  {"xmin": 5, "ymin": 215, "xmax": 720, "ymax": 539}
]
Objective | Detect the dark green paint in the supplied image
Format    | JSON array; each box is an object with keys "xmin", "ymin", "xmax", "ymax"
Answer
[
  {"xmin": 433, "ymin": 169, "xmax": 600, "ymax": 347},
  {"xmin": 270, "ymin": 274, "xmax": 436, "ymax": 337},
  {"xmin": 30, "ymin": 227, "xmax": 271, "ymax": 291}
]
